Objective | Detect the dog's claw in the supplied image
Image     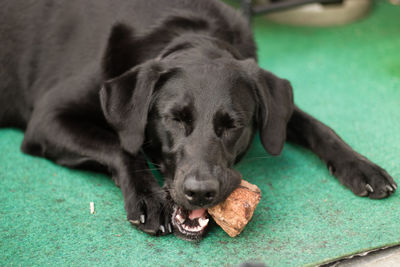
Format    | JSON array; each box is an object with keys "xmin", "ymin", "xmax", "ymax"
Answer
[
  {"xmin": 143, "ymin": 229, "xmax": 156, "ymax": 235},
  {"xmin": 129, "ymin": 219, "xmax": 140, "ymax": 226},
  {"xmin": 392, "ymin": 183, "xmax": 397, "ymax": 190},
  {"xmin": 328, "ymin": 165, "xmax": 334, "ymax": 175},
  {"xmin": 386, "ymin": 185, "xmax": 394, "ymax": 192},
  {"xmin": 140, "ymin": 214, "xmax": 146, "ymax": 224},
  {"xmin": 168, "ymin": 223, "xmax": 172, "ymax": 233},
  {"xmin": 160, "ymin": 225, "xmax": 165, "ymax": 233},
  {"xmin": 365, "ymin": 184, "xmax": 374, "ymax": 193}
]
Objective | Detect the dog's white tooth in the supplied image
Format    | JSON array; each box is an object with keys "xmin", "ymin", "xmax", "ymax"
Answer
[
  {"xmin": 181, "ymin": 223, "xmax": 205, "ymax": 233},
  {"xmin": 199, "ymin": 218, "xmax": 209, "ymax": 227},
  {"xmin": 184, "ymin": 225, "xmax": 193, "ymax": 232},
  {"xmin": 176, "ymin": 214, "xmax": 185, "ymax": 224}
]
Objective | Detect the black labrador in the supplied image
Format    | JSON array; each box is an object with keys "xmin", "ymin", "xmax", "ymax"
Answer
[{"xmin": 0, "ymin": 0, "xmax": 396, "ymax": 240}]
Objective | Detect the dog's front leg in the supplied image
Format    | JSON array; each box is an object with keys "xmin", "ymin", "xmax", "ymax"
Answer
[
  {"xmin": 287, "ymin": 106, "xmax": 397, "ymax": 198},
  {"xmin": 21, "ymin": 100, "xmax": 172, "ymax": 235},
  {"xmin": 115, "ymin": 152, "xmax": 173, "ymax": 235}
]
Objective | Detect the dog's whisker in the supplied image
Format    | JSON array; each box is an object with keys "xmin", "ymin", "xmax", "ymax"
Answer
[
  {"xmin": 239, "ymin": 155, "xmax": 274, "ymax": 163},
  {"xmin": 129, "ymin": 168, "xmax": 161, "ymax": 173},
  {"xmin": 133, "ymin": 157, "xmax": 163, "ymax": 167},
  {"xmin": 147, "ymin": 161, "xmax": 162, "ymax": 167}
]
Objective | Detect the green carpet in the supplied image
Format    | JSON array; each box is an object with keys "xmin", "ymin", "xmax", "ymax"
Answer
[{"xmin": 1, "ymin": 2, "xmax": 400, "ymax": 266}]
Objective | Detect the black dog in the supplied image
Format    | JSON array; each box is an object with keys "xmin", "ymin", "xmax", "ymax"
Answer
[{"xmin": 0, "ymin": 0, "xmax": 396, "ymax": 240}]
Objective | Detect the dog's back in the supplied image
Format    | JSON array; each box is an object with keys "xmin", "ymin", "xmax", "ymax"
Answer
[{"xmin": 0, "ymin": 0, "xmax": 254, "ymax": 128}]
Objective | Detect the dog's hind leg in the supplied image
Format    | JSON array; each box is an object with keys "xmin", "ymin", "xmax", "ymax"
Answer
[{"xmin": 286, "ymin": 106, "xmax": 397, "ymax": 199}]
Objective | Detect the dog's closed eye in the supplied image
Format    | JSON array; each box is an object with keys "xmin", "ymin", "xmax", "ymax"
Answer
[
  {"xmin": 165, "ymin": 106, "xmax": 194, "ymax": 136},
  {"xmin": 171, "ymin": 107, "xmax": 193, "ymax": 124},
  {"xmin": 213, "ymin": 111, "xmax": 244, "ymax": 138}
]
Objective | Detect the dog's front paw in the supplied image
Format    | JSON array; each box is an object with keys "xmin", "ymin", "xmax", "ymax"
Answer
[
  {"xmin": 126, "ymin": 190, "xmax": 173, "ymax": 236},
  {"xmin": 329, "ymin": 157, "xmax": 397, "ymax": 199}
]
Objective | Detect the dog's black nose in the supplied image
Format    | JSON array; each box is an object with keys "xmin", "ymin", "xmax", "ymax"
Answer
[{"xmin": 183, "ymin": 176, "xmax": 219, "ymax": 206}]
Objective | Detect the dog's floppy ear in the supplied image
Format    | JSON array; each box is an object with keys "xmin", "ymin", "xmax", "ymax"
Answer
[
  {"xmin": 100, "ymin": 60, "xmax": 169, "ymax": 155},
  {"xmin": 102, "ymin": 23, "xmax": 141, "ymax": 79},
  {"xmin": 242, "ymin": 60, "xmax": 294, "ymax": 155}
]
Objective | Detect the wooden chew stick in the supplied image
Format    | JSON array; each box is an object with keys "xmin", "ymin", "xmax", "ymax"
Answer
[{"xmin": 208, "ymin": 179, "xmax": 261, "ymax": 237}]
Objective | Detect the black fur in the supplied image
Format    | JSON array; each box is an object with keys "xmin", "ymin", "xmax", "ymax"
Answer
[{"xmin": 0, "ymin": 0, "xmax": 396, "ymax": 237}]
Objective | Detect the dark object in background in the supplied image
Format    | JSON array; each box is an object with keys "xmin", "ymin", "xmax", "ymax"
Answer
[{"xmin": 240, "ymin": 0, "xmax": 343, "ymax": 22}]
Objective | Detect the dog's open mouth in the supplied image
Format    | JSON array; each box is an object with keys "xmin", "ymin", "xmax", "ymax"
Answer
[{"xmin": 171, "ymin": 206, "xmax": 210, "ymax": 240}]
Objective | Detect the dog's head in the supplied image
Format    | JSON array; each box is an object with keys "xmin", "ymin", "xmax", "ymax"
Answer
[{"xmin": 100, "ymin": 25, "xmax": 293, "ymax": 239}]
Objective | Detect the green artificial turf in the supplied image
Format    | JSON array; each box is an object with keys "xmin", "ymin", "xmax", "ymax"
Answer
[{"xmin": 1, "ymin": 1, "xmax": 400, "ymax": 266}]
